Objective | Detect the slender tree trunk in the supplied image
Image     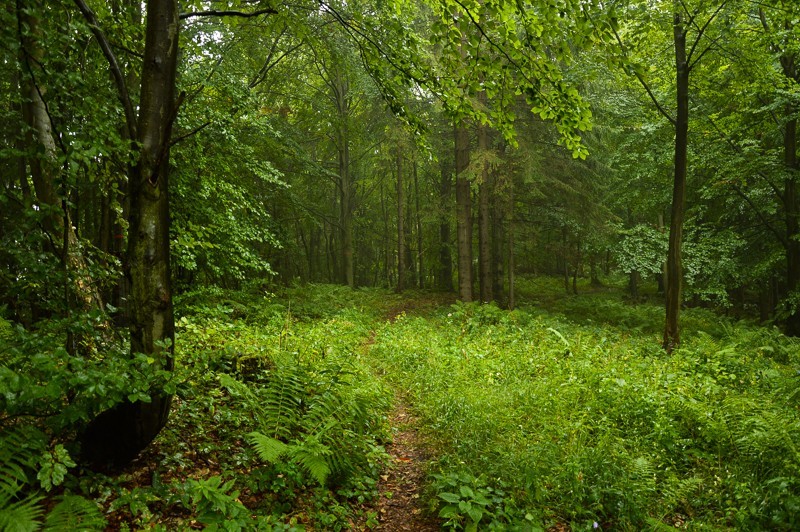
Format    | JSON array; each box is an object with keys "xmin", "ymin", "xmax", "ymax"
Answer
[
  {"xmin": 507, "ymin": 179, "xmax": 515, "ymax": 310},
  {"xmin": 17, "ymin": 2, "xmax": 104, "ymax": 316},
  {"xmin": 572, "ymin": 239, "xmax": 580, "ymax": 295},
  {"xmin": 455, "ymin": 122, "xmax": 473, "ymax": 302},
  {"xmin": 438, "ymin": 160, "xmax": 453, "ymax": 291},
  {"xmin": 396, "ymin": 144, "xmax": 406, "ymax": 292},
  {"xmin": 562, "ymin": 226, "xmax": 570, "ymax": 294},
  {"xmin": 629, "ymin": 270, "xmax": 640, "ymax": 299},
  {"xmin": 491, "ymin": 170, "xmax": 504, "ymax": 304},
  {"xmin": 477, "ymin": 108, "xmax": 493, "ymax": 303},
  {"xmin": 414, "ymin": 158, "xmax": 424, "ymax": 288},
  {"xmin": 784, "ymin": 117, "xmax": 800, "ymax": 335},
  {"xmin": 663, "ymin": 10, "xmax": 689, "ymax": 352},
  {"xmin": 781, "ymin": 40, "xmax": 800, "ymax": 334},
  {"xmin": 333, "ymin": 72, "xmax": 354, "ymax": 288}
]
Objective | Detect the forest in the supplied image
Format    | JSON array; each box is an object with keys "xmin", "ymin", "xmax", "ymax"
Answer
[{"xmin": 1, "ymin": 0, "xmax": 800, "ymax": 530}]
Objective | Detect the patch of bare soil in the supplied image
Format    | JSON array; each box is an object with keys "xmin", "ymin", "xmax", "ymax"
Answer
[{"xmin": 372, "ymin": 403, "xmax": 440, "ymax": 531}]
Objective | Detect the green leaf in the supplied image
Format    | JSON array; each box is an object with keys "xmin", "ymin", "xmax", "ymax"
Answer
[
  {"xmin": 246, "ymin": 432, "xmax": 288, "ymax": 463},
  {"xmin": 438, "ymin": 492, "xmax": 462, "ymax": 504}
]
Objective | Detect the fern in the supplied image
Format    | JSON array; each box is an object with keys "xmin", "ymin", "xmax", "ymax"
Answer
[
  {"xmin": 247, "ymin": 431, "xmax": 332, "ymax": 485},
  {"xmin": 0, "ymin": 493, "xmax": 43, "ymax": 532},
  {"xmin": 0, "ymin": 429, "xmax": 44, "ymax": 532},
  {"xmin": 43, "ymin": 495, "xmax": 105, "ymax": 531},
  {"xmin": 247, "ymin": 432, "xmax": 289, "ymax": 463}
]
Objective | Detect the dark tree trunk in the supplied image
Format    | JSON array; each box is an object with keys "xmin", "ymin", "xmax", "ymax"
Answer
[
  {"xmin": 783, "ymin": 114, "xmax": 800, "ymax": 334},
  {"xmin": 83, "ymin": 0, "xmax": 179, "ymax": 466},
  {"xmin": 396, "ymin": 145, "xmax": 406, "ymax": 292},
  {"xmin": 477, "ymin": 111, "xmax": 493, "ymax": 303},
  {"xmin": 455, "ymin": 122, "xmax": 473, "ymax": 302},
  {"xmin": 664, "ymin": 11, "xmax": 689, "ymax": 352},
  {"xmin": 438, "ymin": 161, "xmax": 453, "ymax": 291},
  {"xmin": 413, "ymin": 158, "xmax": 424, "ymax": 288},
  {"xmin": 629, "ymin": 270, "xmax": 640, "ymax": 299},
  {"xmin": 333, "ymin": 71, "xmax": 354, "ymax": 288},
  {"xmin": 507, "ymin": 179, "xmax": 515, "ymax": 310}
]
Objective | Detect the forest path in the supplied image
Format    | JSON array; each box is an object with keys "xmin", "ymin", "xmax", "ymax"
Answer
[{"xmin": 358, "ymin": 294, "xmax": 455, "ymax": 531}]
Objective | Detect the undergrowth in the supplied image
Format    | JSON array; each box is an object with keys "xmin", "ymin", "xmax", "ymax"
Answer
[
  {"xmin": 367, "ymin": 294, "xmax": 800, "ymax": 530},
  {"xmin": 1, "ymin": 283, "xmax": 393, "ymax": 530}
]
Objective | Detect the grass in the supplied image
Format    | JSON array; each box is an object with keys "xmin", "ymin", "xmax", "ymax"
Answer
[
  {"xmin": 366, "ymin": 279, "xmax": 800, "ymax": 530},
  {"xmin": 6, "ymin": 279, "xmax": 799, "ymax": 530}
]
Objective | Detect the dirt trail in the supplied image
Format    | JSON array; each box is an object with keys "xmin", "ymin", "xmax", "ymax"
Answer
[
  {"xmin": 360, "ymin": 295, "xmax": 454, "ymax": 530},
  {"xmin": 372, "ymin": 402, "xmax": 440, "ymax": 531}
]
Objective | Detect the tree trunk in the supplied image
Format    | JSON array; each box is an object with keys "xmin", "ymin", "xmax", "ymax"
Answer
[
  {"xmin": 438, "ymin": 160, "xmax": 453, "ymax": 291},
  {"xmin": 629, "ymin": 270, "xmax": 640, "ymax": 299},
  {"xmin": 477, "ymin": 109, "xmax": 493, "ymax": 303},
  {"xmin": 491, "ymin": 170, "xmax": 504, "ymax": 304},
  {"xmin": 455, "ymin": 122, "xmax": 473, "ymax": 302},
  {"xmin": 82, "ymin": 0, "xmax": 179, "ymax": 466},
  {"xmin": 507, "ymin": 179, "xmax": 515, "ymax": 310},
  {"xmin": 396, "ymin": 144, "xmax": 406, "ymax": 292},
  {"xmin": 17, "ymin": 3, "xmax": 104, "ymax": 316},
  {"xmin": 414, "ymin": 158, "xmax": 424, "ymax": 288},
  {"xmin": 663, "ymin": 10, "xmax": 689, "ymax": 352},
  {"xmin": 334, "ymin": 72, "xmax": 354, "ymax": 288}
]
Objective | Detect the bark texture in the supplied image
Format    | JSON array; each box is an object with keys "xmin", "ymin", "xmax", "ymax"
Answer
[{"xmin": 664, "ymin": 10, "xmax": 689, "ymax": 352}]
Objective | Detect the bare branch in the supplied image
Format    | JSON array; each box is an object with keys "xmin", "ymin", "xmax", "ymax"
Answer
[
  {"xmin": 687, "ymin": 1, "xmax": 728, "ymax": 69},
  {"xmin": 170, "ymin": 121, "xmax": 212, "ymax": 147},
  {"xmin": 73, "ymin": 0, "xmax": 137, "ymax": 141},
  {"xmin": 608, "ymin": 23, "xmax": 676, "ymax": 125},
  {"xmin": 179, "ymin": 8, "xmax": 277, "ymax": 20}
]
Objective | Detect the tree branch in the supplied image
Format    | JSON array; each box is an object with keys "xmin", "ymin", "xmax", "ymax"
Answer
[
  {"xmin": 732, "ymin": 183, "xmax": 786, "ymax": 246},
  {"xmin": 179, "ymin": 8, "xmax": 278, "ymax": 20},
  {"xmin": 687, "ymin": 1, "xmax": 728, "ymax": 69},
  {"xmin": 608, "ymin": 24, "xmax": 676, "ymax": 125},
  {"xmin": 170, "ymin": 121, "xmax": 211, "ymax": 147},
  {"xmin": 72, "ymin": 0, "xmax": 137, "ymax": 141}
]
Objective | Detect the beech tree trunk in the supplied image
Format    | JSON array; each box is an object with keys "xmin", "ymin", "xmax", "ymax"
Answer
[
  {"xmin": 82, "ymin": 0, "xmax": 179, "ymax": 466},
  {"xmin": 455, "ymin": 122, "xmax": 473, "ymax": 302},
  {"xmin": 664, "ymin": 10, "xmax": 689, "ymax": 352},
  {"xmin": 17, "ymin": 3, "xmax": 104, "ymax": 316}
]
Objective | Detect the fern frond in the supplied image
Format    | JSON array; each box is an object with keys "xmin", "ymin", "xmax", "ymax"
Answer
[
  {"xmin": 0, "ymin": 427, "xmax": 44, "ymax": 532},
  {"xmin": 0, "ymin": 493, "xmax": 44, "ymax": 532},
  {"xmin": 261, "ymin": 366, "xmax": 306, "ymax": 439},
  {"xmin": 293, "ymin": 444, "xmax": 332, "ymax": 486},
  {"xmin": 247, "ymin": 432, "xmax": 289, "ymax": 463},
  {"xmin": 43, "ymin": 495, "xmax": 105, "ymax": 531}
]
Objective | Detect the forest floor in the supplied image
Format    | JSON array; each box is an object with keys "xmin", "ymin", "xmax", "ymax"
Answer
[
  {"xmin": 363, "ymin": 294, "xmax": 456, "ymax": 530},
  {"xmin": 370, "ymin": 403, "xmax": 440, "ymax": 531}
]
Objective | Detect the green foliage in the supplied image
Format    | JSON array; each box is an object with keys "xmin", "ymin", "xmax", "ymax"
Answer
[
  {"xmin": 0, "ymin": 429, "xmax": 104, "ymax": 531},
  {"xmin": 36, "ymin": 445, "xmax": 76, "ymax": 492},
  {"xmin": 368, "ymin": 289, "xmax": 800, "ymax": 529},
  {"xmin": 180, "ymin": 476, "xmax": 251, "ymax": 529},
  {"xmin": 0, "ymin": 312, "xmax": 175, "ymax": 430},
  {"xmin": 615, "ymin": 224, "xmax": 667, "ymax": 277},
  {"xmin": 42, "ymin": 495, "xmax": 105, "ymax": 531},
  {"xmin": 220, "ymin": 351, "xmax": 389, "ymax": 487},
  {"xmin": 431, "ymin": 471, "xmax": 529, "ymax": 531}
]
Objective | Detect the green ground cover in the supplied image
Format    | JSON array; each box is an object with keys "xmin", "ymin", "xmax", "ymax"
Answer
[
  {"xmin": 367, "ymin": 283, "xmax": 800, "ymax": 530},
  {"xmin": 3, "ymin": 281, "xmax": 799, "ymax": 530}
]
